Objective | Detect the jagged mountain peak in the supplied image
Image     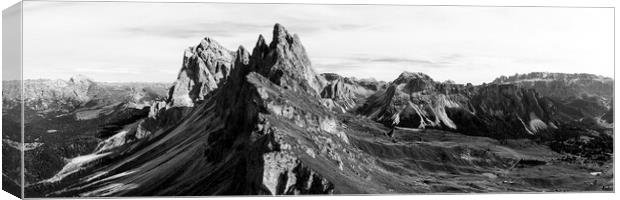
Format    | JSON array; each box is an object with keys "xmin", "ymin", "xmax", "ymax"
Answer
[
  {"xmin": 198, "ymin": 36, "xmax": 221, "ymax": 47},
  {"xmin": 393, "ymin": 71, "xmax": 434, "ymax": 84},
  {"xmin": 271, "ymin": 23, "xmax": 297, "ymax": 46},
  {"xmin": 68, "ymin": 74, "xmax": 94, "ymax": 84},
  {"xmin": 235, "ymin": 45, "xmax": 251, "ymax": 65},
  {"xmin": 252, "ymin": 34, "xmax": 269, "ymax": 60},
  {"xmin": 200, "ymin": 36, "xmax": 218, "ymax": 44},
  {"xmin": 168, "ymin": 37, "xmax": 235, "ymax": 107},
  {"xmin": 390, "ymin": 71, "xmax": 436, "ymax": 93},
  {"xmin": 250, "ymin": 23, "xmax": 324, "ymax": 96},
  {"xmin": 194, "ymin": 37, "xmax": 233, "ymax": 62}
]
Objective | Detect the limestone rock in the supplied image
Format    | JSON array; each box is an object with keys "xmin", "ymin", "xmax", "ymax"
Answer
[
  {"xmin": 168, "ymin": 37, "xmax": 234, "ymax": 107},
  {"xmin": 251, "ymin": 24, "xmax": 325, "ymax": 96},
  {"xmin": 319, "ymin": 73, "xmax": 384, "ymax": 111}
]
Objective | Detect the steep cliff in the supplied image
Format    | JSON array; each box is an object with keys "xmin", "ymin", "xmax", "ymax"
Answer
[
  {"xmin": 358, "ymin": 72, "xmax": 564, "ymax": 138},
  {"xmin": 167, "ymin": 37, "xmax": 235, "ymax": 107},
  {"xmin": 319, "ymin": 73, "xmax": 384, "ymax": 111}
]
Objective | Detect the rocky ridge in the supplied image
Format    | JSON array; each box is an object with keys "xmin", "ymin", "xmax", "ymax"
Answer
[
  {"xmin": 357, "ymin": 71, "xmax": 611, "ymax": 139},
  {"xmin": 494, "ymin": 72, "xmax": 613, "ymax": 124},
  {"xmin": 492, "ymin": 72, "xmax": 613, "ymax": 100}
]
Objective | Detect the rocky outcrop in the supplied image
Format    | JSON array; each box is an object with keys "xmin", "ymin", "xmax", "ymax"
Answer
[
  {"xmin": 167, "ymin": 38, "xmax": 235, "ymax": 107},
  {"xmin": 358, "ymin": 72, "xmax": 473, "ymax": 130},
  {"xmin": 140, "ymin": 37, "xmax": 237, "ymax": 136},
  {"xmin": 251, "ymin": 24, "xmax": 325, "ymax": 96},
  {"xmin": 358, "ymin": 71, "xmax": 563, "ymax": 138},
  {"xmin": 319, "ymin": 73, "xmax": 384, "ymax": 111},
  {"xmin": 358, "ymin": 71, "xmax": 616, "ymax": 139},
  {"xmin": 493, "ymin": 72, "xmax": 614, "ymax": 126}
]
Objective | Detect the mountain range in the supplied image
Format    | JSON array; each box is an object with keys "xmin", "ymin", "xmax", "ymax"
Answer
[{"xmin": 2, "ymin": 23, "xmax": 613, "ymax": 197}]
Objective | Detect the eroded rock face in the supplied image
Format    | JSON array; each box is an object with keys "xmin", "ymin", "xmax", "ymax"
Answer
[
  {"xmin": 358, "ymin": 72, "xmax": 473, "ymax": 129},
  {"xmin": 251, "ymin": 24, "xmax": 325, "ymax": 96},
  {"xmin": 493, "ymin": 72, "xmax": 614, "ymax": 126},
  {"xmin": 319, "ymin": 73, "xmax": 384, "ymax": 111},
  {"xmin": 168, "ymin": 37, "xmax": 235, "ymax": 107},
  {"xmin": 262, "ymin": 151, "xmax": 335, "ymax": 195},
  {"xmin": 461, "ymin": 84, "xmax": 557, "ymax": 138},
  {"xmin": 358, "ymin": 71, "xmax": 563, "ymax": 138},
  {"xmin": 358, "ymin": 70, "xmax": 616, "ymax": 139},
  {"xmin": 492, "ymin": 72, "xmax": 613, "ymax": 101}
]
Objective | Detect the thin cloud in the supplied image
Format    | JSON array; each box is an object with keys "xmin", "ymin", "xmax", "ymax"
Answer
[
  {"xmin": 365, "ymin": 57, "xmax": 434, "ymax": 65},
  {"xmin": 123, "ymin": 20, "xmax": 371, "ymax": 40},
  {"xmin": 124, "ymin": 22, "xmax": 270, "ymax": 38},
  {"xmin": 317, "ymin": 55, "xmax": 459, "ymax": 70}
]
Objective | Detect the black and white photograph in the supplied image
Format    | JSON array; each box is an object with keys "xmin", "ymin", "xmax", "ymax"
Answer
[{"xmin": 0, "ymin": 0, "xmax": 616, "ymax": 199}]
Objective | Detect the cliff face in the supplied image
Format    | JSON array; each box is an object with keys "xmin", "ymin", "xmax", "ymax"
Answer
[
  {"xmin": 356, "ymin": 71, "xmax": 601, "ymax": 138},
  {"xmin": 492, "ymin": 72, "xmax": 613, "ymax": 101},
  {"xmin": 252, "ymin": 24, "xmax": 326, "ymax": 96},
  {"xmin": 493, "ymin": 72, "xmax": 614, "ymax": 119},
  {"xmin": 168, "ymin": 37, "xmax": 235, "ymax": 107},
  {"xmin": 460, "ymin": 84, "xmax": 557, "ymax": 138},
  {"xmin": 493, "ymin": 72, "xmax": 613, "ymax": 125},
  {"xmin": 357, "ymin": 72, "xmax": 473, "ymax": 130},
  {"xmin": 319, "ymin": 73, "xmax": 385, "ymax": 111}
]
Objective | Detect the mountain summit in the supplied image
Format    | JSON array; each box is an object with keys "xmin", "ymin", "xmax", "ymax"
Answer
[
  {"xmin": 168, "ymin": 37, "xmax": 235, "ymax": 107},
  {"xmin": 252, "ymin": 23, "xmax": 325, "ymax": 96}
]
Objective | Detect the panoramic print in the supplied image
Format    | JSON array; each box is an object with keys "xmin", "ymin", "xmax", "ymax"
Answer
[{"xmin": 1, "ymin": 1, "xmax": 614, "ymax": 197}]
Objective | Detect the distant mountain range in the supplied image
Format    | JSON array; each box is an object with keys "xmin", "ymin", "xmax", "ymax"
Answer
[{"xmin": 2, "ymin": 23, "xmax": 613, "ymax": 197}]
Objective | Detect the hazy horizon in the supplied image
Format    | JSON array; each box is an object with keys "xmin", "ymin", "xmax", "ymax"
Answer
[
  {"xmin": 19, "ymin": 2, "xmax": 614, "ymax": 84},
  {"xmin": 9, "ymin": 70, "xmax": 615, "ymax": 85}
]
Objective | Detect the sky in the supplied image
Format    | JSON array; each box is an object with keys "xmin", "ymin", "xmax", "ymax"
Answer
[{"xmin": 21, "ymin": 1, "xmax": 614, "ymax": 84}]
